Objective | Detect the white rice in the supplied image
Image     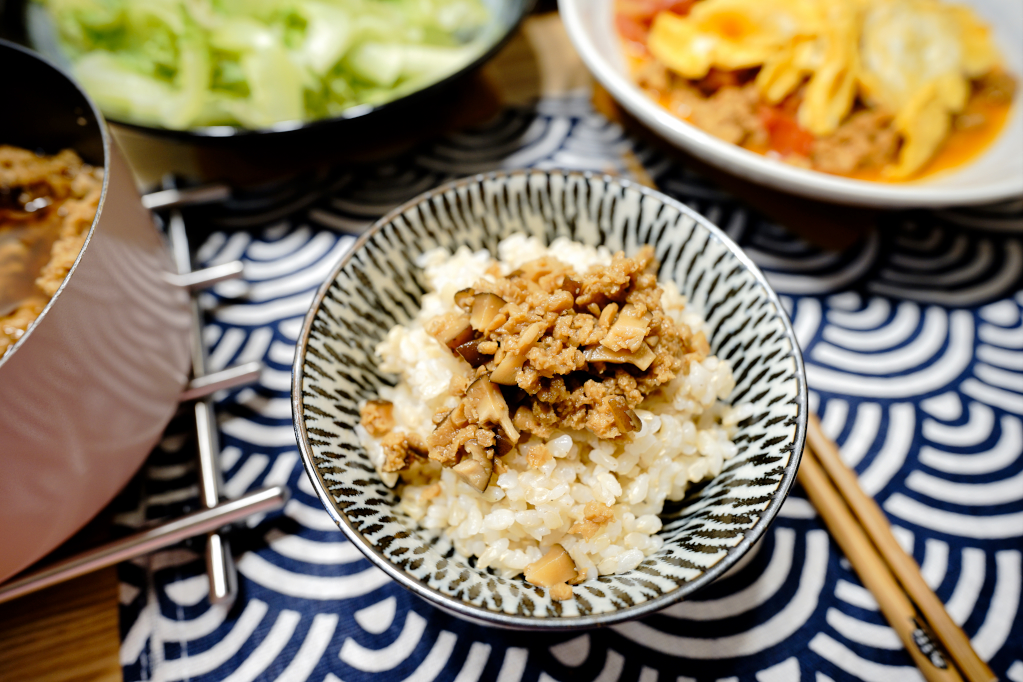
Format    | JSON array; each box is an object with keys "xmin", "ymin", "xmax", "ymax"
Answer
[{"xmin": 357, "ymin": 235, "xmax": 748, "ymax": 581}]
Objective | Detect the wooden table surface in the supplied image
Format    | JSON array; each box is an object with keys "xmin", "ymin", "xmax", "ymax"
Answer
[
  {"xmin": 0, "ymin": 568, "xmax": 122, "ymax": 682},
  {"xmin": 0, "ymin": 13, "xmax": 868, "ymax": 681}
]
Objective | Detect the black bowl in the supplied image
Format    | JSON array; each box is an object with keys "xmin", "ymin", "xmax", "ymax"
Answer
[{"xmin": 1, "ymin": 0, "xmax": 533, "ymax": 147}]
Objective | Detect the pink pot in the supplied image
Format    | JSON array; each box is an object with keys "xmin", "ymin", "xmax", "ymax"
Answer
[{"xmin": 0, "ymin": 41, "xmax": 192, "ymax": 583}]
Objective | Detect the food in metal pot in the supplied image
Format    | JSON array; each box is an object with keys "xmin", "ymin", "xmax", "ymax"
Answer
[{"xmin": 0, "ymin": 146, "xmax": 101, "ymax": 355}]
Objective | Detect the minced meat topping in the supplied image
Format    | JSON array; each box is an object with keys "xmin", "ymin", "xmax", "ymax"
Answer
[
  {"xmin": 360, "ymin": 400, "xmax": 395, "ymax": 437},
  {"xmin": 379, "ymin": 431, "xmax": 428, "ymax": 473},
  {"xmin": 358, "ymin": 245, "xmax": 709, "ymax": 493}
]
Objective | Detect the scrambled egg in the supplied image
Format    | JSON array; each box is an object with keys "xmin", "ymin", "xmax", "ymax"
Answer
[
  {"xmin": 647, "ymin": 0, "xmax": 823, "ymax": 78},
  {"xmin": 647, "ymin": 0, "xmax": 1002, "ymax": 177}
]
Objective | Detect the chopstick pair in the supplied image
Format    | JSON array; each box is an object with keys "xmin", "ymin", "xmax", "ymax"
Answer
[{"xmin": 800, "ymin": 414, "xmax": 996, "ymax": 682}]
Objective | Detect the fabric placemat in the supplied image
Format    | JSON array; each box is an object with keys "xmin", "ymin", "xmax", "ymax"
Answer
[{"xmin": 115, "ymin": 91, "xmax": 1023, "ymax": 682}]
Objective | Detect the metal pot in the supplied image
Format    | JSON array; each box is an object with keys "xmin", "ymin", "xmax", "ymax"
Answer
[{"xmin": 0, "ymin": 40, "xmax": 192, "ymax": 583}]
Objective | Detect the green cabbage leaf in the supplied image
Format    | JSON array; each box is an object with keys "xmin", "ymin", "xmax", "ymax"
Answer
[{"xmin": 37, "ymin": 0, "xmax": 493, "ymax": 129}]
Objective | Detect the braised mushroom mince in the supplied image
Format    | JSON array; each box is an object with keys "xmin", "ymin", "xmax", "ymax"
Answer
[
  {"xmin": 365, "ymin": 244, "xmax": 711, "ymax": 487},
  {"xmin": 357, "ymin": 235, "xmax": 746, "ymax": 595},
  {"xmin": 0, "ymin": 146, "xmax": 102, "ymax": 355}
]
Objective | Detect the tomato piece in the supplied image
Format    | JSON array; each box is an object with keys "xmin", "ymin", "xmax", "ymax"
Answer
[
  {"xmin": 663, "ymin": 0, "xmax": 697, "ymax": 15},
  {"xmin": 759, "ymin": 103, "xmax": 815, "ymax": 157},
  {"xmin": 615, "ymin": 0, "xmax": 699, "ymax": 50},
  {"xmin": 696, "ymin": 68, "xmax": 745, "ymax": 94},
  {"xmin": 616, "ymin": 13, "xmax": 649, "ymax": 44},
  {"xmin": 616, "ymin": 0, "xmax": 696, "ymax": 27}
]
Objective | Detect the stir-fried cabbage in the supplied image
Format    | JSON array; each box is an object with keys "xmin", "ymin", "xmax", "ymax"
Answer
[{"xmin": 36, "ymin": 0, "xmax": 492, "ymax": 130}]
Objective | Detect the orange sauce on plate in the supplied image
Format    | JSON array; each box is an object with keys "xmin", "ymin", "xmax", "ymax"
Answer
[
  {"xmin": 628, "ymin": 52, "xmax": 1014, "ymax": 183},
  {"xmin": 845, "ymin": 97, "xmax": 1012, "ymax": 183}
]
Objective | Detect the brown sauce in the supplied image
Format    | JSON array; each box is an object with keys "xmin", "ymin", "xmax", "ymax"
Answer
[
  {"xmin": 0, "ymin": 146, "xmax": 102, "ymax": 355},
  {"xmin": 0, "ymin": 215, "xmax": 62, "ymax": 316}
]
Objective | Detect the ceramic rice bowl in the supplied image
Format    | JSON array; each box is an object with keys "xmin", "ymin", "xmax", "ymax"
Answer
[{"xmin": 292, "ymin": 169, "xmax": 807, "ymax": 628}]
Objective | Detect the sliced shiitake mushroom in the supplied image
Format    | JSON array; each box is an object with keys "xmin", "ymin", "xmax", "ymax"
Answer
[
  {"xmin": 464, "ymin": 438, "xmax": 490, "ymax": 461},
  {"xmin": 524, "ymin": 544, "xmax": 577, "ymax": 587},
  {"xmin": 452, "ymin": 441, "xmax": 493, "ymax": 492},
  {"xmin": 606, "ymin": 395, "xmax": 641, "ymax": 433},
  {"xmin": 494, "ymin": 426, "xmax": 516, "ymax": 458},
  {"xmin": 583, "ymin": 343, "xmax": 656, "ymax": 371},
  {"xmin": 452, "ymin": 458, "xmax": 492, "ymax": 491},
  {"xmin": 439, "ymin": 403, "xmax": 470, "ymax": 429},
  {"xmin": 454, "ymin": 338, "xmax": 492, "ymax": 368},
  {"xmin": 430, "ymin": 404, "xmax": 468, "ymax": 448},
  {"xmin": 491, "ymin": 321, "xmax": 545, "ymax": 385},
  {"xmin": 491, "ymin": 351, "xmax": 527, "ymax": 385},
  {"xmin": 500, "ymin": 385, "xmax": 528, "ymax": 413},
  {"xmin": 427, "ymin": 403, "xmax": 475, "ymax": 465},
  {"xmin": 435, "ymin": 315, "xmax": 475, "ymax": 349},
  {"xmin": 464, "ymin": 375, "xmax": 519, "ymax": 444},
  {"xmin": 454, "ymin": 288, "xmax": 476, "ymax": 310},
  {"xmin": 470, "ymin": 293, "xmax": 506, "ymax": 332}
]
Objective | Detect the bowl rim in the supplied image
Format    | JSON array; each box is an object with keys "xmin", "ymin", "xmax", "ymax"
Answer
[
  {"xmin": 558, "ymin": 0, "xmax": 1023, "ymax": 209},
  {"xmin": 20, "ymin": 0, "xmax": 535, "ymax": 141},
  {"xmin": 0, "ymin": 38, "xmax": 112, "ymax": 369},
  {"xmin": 291, "ymin": 168, "xmax": 808, "ymax": 629}
]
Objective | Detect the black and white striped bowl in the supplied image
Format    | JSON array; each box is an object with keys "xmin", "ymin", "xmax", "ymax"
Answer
[{"xmin": 292, "ymin": 169, "xmax": 807, "ymax": 629}]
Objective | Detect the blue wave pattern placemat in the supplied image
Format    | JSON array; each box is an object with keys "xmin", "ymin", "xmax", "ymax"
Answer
[{"xmin": 116, "ymin": 92, "xmax": 1023, "ymax": 682}]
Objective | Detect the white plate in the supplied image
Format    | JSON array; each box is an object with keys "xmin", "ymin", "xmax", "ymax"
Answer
[{"xmin": 560, "ymin": 0, "xmax": 1023, "ymax": 207}]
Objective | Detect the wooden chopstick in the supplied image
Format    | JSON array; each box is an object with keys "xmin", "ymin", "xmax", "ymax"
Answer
[
  {"xmin": 614, "ymin": 143, "xmax": 993, "ymax": 680},
  {"xmin": 805, "ymin": 415, "xmax": 997, "ymax": 682},
  {"xmin": 798, "ymin": 451, "xmax": 964, "ymax": 682}
]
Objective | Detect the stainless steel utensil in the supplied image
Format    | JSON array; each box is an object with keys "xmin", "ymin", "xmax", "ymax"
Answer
[
  {"xmin": 166, "ymin": 204, "xmax": 240, "ymax": 605},
  {"xmin": 0, "ymin": 486, "xmax": 289, "ymax": 605}
]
